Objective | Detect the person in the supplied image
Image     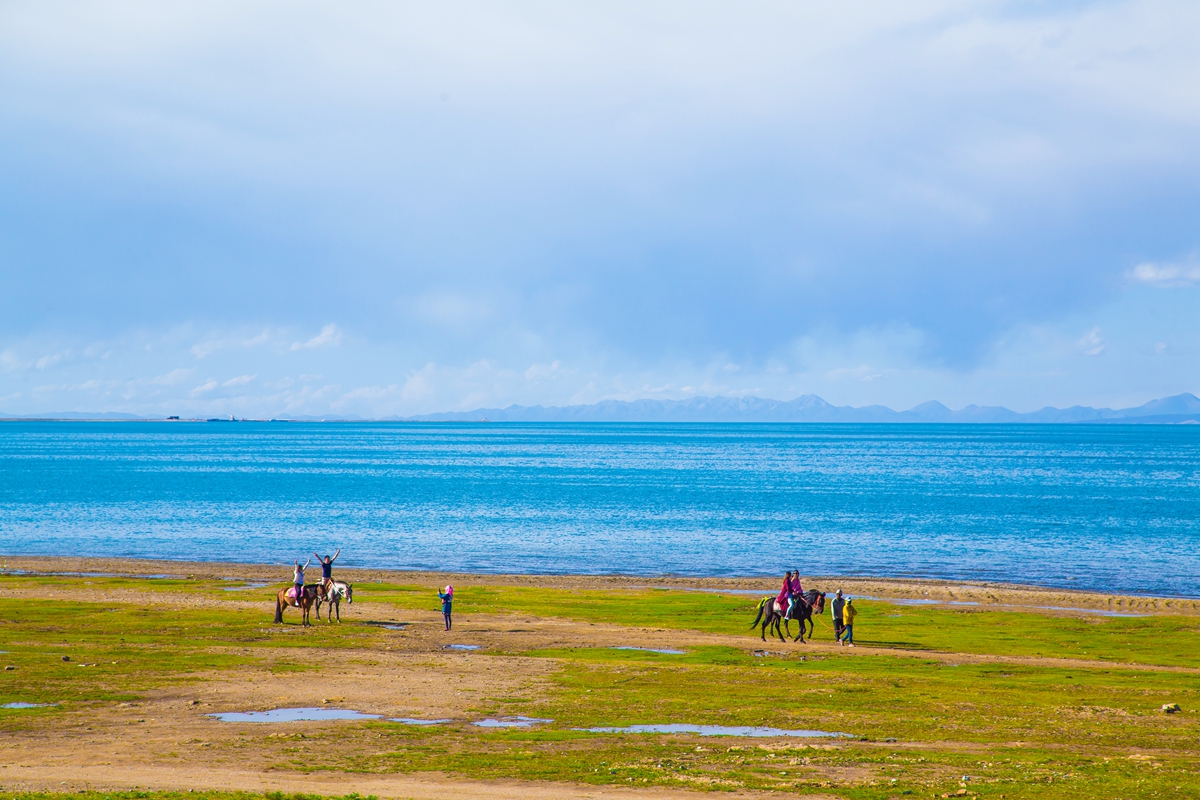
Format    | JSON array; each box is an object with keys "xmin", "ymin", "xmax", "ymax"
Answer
[
  {"xmin": 776, "ymin": 571, "xmax": 793, "ymax": 615},
  {"xmin": 842, "ymin": 598, "xmax": 857, "ymax": 646},
  {"xmin": 786, "ymin": 570, "xmax": 804, "ymax": 617},
  {"xmin": 438, "ymin": 584, "xmax": 454, "ymax": 631},
  {"xmin": 831, "ymin": 589, "xmax": 845, "ymax": 644},
  {"xmin": 313, "ymin": 548, "xmax": 341, "ymax": 594},
  {"xmin": 292, "ymin": 558, "xmax": 310, "ymax": 607}
]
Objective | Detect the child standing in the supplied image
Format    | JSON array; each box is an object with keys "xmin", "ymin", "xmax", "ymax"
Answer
[
  {"xmin": 438, "ymin": 585, "xmax": 454, "ymax": 631},
  {"xmin": 842, "ymin": 598, "xmax": 857, "ymax": 646}
]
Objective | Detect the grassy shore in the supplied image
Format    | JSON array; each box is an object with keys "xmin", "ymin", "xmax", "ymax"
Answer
[{"xmin": 2, "ymin": 562, "xmax": 1199, "ymax": 799}]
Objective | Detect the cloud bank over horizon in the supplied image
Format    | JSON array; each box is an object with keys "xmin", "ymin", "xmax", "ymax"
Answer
[{"xmin": 1, "ymin": 1, "xmax": 1198, "ymax": 417}]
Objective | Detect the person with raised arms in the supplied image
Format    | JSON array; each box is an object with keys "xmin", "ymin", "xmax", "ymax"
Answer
[
  {"xmin": 292, "ymin": 558, "xmax": 310, "ymax": 607},
  {"xmin": 313, "ymin": 548, "xmax": 341, "ymax": 594}
]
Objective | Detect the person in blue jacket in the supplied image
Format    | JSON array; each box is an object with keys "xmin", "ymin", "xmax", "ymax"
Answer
[{"xmin": 438, "ymin": 584, "xmax": 454, "ymax": 631}]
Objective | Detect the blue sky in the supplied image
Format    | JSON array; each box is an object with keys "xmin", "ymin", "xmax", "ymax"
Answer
[{"xmin": 1, "ymin": 1, "xmax": 1198, "ymax": 417}]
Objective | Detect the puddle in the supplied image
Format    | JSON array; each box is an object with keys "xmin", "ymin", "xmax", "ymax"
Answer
[
  {"xmin": 208, "ymin": 707, "xmax": 381, "ymax": 722},
  {"xmin": 1034, "ymin": 606, "xmax": 1146, "ymax": 618},
  {"xmin": 582, "ymin": 723, "xmax": 850, "ymax": 738},
  {"xmin": 2, "ymin": 702, "xmax": 52, "ymax": 709},
  {"xmin": 366, "ymin": 621, "xmax": 408, "ymax": 630},
  {"xmin": 859, "ymin": 595, "xmax": 1146, "ymax": 617},
  {"xmin": 222, "ymin": 583, "xmax": 268, "ymax": 592},
  {"xmin": 444, "ymin": 644, "xmax": 479, "ymax": 651},
  {"xmin": 611, "ymin": 646, "xmax": 687, "ymax": 655},
  {"xmin": 390, "ymin": 717, "xmax": 453, "ymax": 725},
  {"xmin": 472, "ymin": 716, "xmax": 553, "ymax": 728}
]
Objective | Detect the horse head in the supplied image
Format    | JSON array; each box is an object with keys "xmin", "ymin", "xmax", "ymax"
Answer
[{"xmin": 344, "ymin": 583, "xmax": 353, "ymax": 604}]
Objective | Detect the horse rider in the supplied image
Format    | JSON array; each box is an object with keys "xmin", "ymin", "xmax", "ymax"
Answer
[
  {"xmin": 786, "ymin": 570, "xmax": 804, "ymax": 617},
  {"xmin": 776, "ymin": 571, "xmax": 793, "ymax": 615},
  {"xmin": 292, "ymin": 558, "xmax": 311, "ymax": 607},
  {"xmin": 313, "ymin": 548, "xmax": 341, "ymax": 597}
]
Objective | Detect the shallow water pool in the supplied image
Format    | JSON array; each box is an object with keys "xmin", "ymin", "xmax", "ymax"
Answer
[
  {"xmin": 472, "ymin": 716, "xmax": 553, "ymax": 728},
  {"xmin": 208, "ymin": 707, "xmax": 381, "ymax": 722},
  {"xmin": 582, "ymin": 723, "xmax": 849, "ymax": 738}
]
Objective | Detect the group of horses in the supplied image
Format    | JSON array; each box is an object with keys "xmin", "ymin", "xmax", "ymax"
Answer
[
  {"xmin": 748, "ymin": 588, "xmax": 827, "ymax": 642},
  {"xmin": 273, "ymin": 580, "xmax": 354, "ymax": 625}
]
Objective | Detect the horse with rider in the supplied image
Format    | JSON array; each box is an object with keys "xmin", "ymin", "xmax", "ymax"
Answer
[
  {"xmin": 749, "ymin": 569, "xmax": 827, "ymax": 642},
  {"xmin": 274, "ymin": 548, "xmax": 352, "ymax": 625}
]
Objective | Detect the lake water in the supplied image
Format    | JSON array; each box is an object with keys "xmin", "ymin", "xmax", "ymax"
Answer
[{"xmin": 0, "ymin": 421, "xmax": 1197, "ymax": 596}]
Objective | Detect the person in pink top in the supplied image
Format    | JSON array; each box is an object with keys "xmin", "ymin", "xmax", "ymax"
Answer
[
  {"xmin": 776, "ymin": 571, "xmax": 793, "ymax": 614},
  {"xmin": 786, "ymin": 571, "xmax": 804, "ymax": 617}
]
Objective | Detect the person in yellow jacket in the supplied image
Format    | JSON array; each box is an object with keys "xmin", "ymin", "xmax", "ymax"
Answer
[{"xmin": 841, "ymin": 598, "xmax": 857, "ymax": 646}]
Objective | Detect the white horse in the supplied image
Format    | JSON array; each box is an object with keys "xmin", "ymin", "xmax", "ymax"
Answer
[{"xmin": 317, "ymin": 580, "xmax": 353, "ymax": 622}]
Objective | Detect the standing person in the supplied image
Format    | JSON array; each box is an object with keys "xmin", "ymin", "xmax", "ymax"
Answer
[
  {"xmin": 313, "ymin": 548, "xmax": 341, "ymax": 593},
  {"xmin": 438, "ymin": 585, "xmax": 454, "ymax": 631},
  {"xmin": 292, "ymin": 558, "xmax": 311, "ymax": 607},
  {"xmin": 842, "ymin": 598, "xmax": 857, "ymax": 646},
  {"xmin": 776, "ymin": 571, "xmax": 793, "ymax": 615},
  {"xmin": 831, "ymin": 589, "xmax": 845, "ymax": 644}
]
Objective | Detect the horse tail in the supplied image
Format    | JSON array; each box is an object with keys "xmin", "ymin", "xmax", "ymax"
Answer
[
  {"xmin": 749, "ymin": 597, "xmax": 767, "ymax": 628},
  {"xmin": 274, "ymin": 595, "xmax": 284, "ymax": 624}
]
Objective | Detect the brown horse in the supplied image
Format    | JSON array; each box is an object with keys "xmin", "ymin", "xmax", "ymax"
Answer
[
  {"xmin": 749, "ymin": 589, "xmax": 826, "ymax": 643},
  {"xmin": 274, "ymin": 584, "xmax": 320, "ymax": 625}
]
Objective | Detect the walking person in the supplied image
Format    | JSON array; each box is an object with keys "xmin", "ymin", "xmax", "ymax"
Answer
[
  {"xmin": 831, "ymin": 589, "xmax": 845, "ymax": 644},
  {"xmin": 292, "ymin": 558, "xmax": 310, "ymax": 607},
  {"xmin": 438, "ymin": 584, "xmax": 454, "ymax": 631},
  {"xmin": 842, "ymin": 598, "xmax": 857, "ymax": 646}
]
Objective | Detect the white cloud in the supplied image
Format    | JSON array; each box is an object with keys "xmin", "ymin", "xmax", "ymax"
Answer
[
  {"xmin": 1079, "ymin": 327, "xmax": 1108, "ymax": 357},
  {"xmin": 1131, "ymin": 258, "xmax": 1200, "ymax": 288},
  {"xmin": 191, "ymin": 379, "xmax": 218, "ymax": 396},
  {"xmin": 524, "ymin": 360, "xmax": 562, "ymax": 380},
  {"xmin": 35, "ymin": 350, "xmax": 70, "ymax": 370},
  {"xmin": 222, "ymin": 374, "xmax": 257, "ymax": 387},
  {"xmin": 291, "ymin": 324, "xmax": 342, "ymax": 351},
  {"xmin": 151, "ymin": 368, "xmax": 194, "ymax": 386}
]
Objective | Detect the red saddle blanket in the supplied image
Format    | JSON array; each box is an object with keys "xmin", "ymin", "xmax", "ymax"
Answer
[{"xmin": 287, "ymin": 587, "xmax": 303, "ymax": 602}]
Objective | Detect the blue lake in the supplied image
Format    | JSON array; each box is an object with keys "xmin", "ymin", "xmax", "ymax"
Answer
[{"xmin": 0, "ymin": 421, "xmax": 1197, "ymax": 596}]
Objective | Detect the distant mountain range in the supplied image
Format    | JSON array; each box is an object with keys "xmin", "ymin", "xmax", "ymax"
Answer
[
  {"xmin": 4, "ymin": 392, "xmax": 1199, "ymax": 423},
  {"xmin": 399, "ymin": 392, "xmax": 1200, "ymax": 424}
]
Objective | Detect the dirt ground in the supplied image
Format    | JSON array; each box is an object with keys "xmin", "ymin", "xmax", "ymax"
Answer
[{"xmin": 1, "ymin": 556, "xmax": 1195, "ymax": 798}]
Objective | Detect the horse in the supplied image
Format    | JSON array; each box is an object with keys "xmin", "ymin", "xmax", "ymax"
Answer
[
  {"xmin": 749, "ymin": 589, "xmax": 826, "ymax": 643},
  {"xmin": 274, "ymin": 584, "xmax": 321, "ymax": 626},
  {"xmin": 316, "ymin": 580, "xmax": 353, "ymax": 622},
  {"xmin": 783, "ymin": 590, "xmax": 826, "ymax": 642}
]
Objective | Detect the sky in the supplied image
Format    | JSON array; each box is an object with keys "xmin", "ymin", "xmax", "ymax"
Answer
[{"xmin": 1, "ymin": 0, "xmax": 1198, "ymax": 418}]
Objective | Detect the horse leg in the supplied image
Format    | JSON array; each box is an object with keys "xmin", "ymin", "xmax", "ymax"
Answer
[{"xmin": 335, "ymin": 599, "xmax": 341, "ymax": 622}]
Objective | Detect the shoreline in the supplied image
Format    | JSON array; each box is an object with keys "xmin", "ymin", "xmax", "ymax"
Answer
[{"xmin": 4, "ymin": 554, "xmax": 1198, "ymax": 616}]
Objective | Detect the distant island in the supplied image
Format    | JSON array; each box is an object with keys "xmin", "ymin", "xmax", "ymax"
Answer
[{"xmin": 13, "ymin": 393, "xmax": 1198, "ymax": 423}]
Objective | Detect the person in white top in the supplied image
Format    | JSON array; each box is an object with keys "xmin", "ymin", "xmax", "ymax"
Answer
[{"xmin": 292, "ymin": 558, "xmax": 311, "ymax": 607}]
